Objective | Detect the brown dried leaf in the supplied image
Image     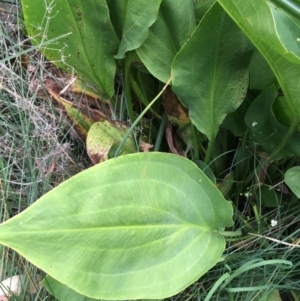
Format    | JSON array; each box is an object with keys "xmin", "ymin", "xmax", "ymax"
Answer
[
  {"xmin": 139, "ymin": 140, "xmax": 153, "ymax": 152},
  {"xmin": 162, "ymin": 86, "xmax": 190, "ymax": 126},
  {"xmin": 166, "ymin": 122, "xmax": 186, "ymax": 156}
]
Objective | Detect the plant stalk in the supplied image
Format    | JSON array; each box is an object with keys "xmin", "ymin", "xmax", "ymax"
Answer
[
  {"xmin": 218, "ymin": 229, "xmax": 243, "ymax": 237},
  {"xmin": 114, "ymin": 77, "xmax": 172, "ymax": 157},
  {"xmin": 154, "ymin": 111, "xmax": 167, "ymax": 151}
]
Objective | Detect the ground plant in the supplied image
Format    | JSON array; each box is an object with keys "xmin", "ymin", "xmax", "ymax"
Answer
[{"xmin": 1, "ymin": 0, "xmax": 300, "ymax": 300}]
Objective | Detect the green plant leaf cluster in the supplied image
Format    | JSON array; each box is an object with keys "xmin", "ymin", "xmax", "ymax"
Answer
[
  {"xmin": 4, "ymin": 0, "xmax": 300, "ymax": 300},
  {"xmin": 21, "ymin": 0, "xmax": 300, "ymax": 157},
  {"xmin": 219, "ymin": 0, "xmax": 300, "ymax": 126}
]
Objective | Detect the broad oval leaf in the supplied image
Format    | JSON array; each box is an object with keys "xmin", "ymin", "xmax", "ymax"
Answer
[
  {"xmin": 42, "ymin": 276, "xmax": 96, "ymax": 301},
  {"xmin": 21, "ymin": 0, "xmax": 119, "ymax": 99},
  {"xmin": 0, "ymin": 153, "xmax": 233, "ymax": 300},
  {"xmin": 221, "ymin": 94, "xmax": 253, "ymax": 137},
  {"xmin": 270, "ymin": 0, "xmax": 300, "ymax": 23},
  {"xmin": 136, "ymin": 0, "xmax": 196, "ymax": 82},
  {"xmin": 249, "ymin": 49, "xmax": 279, "ymax": 91},
  {"xmin": 194, "ymin": 0, "xmax": 216, "ymax": 23},
  {"xmin": 106, "ymin": 0, "xmax": 127, "ymax": 40},
  {"xmin": 284, "ymin": 166, "xmax": 300, "ymax": 198},
  {"xmin": 273, "ymin": 96, "xmax": 300, "ymax": 132},
  {"xmin": 114, "ymin": 0, "xmax": 162, "ymax": 59},
  {"xmin": 244, "ymin": 85, "xmax": 300, "ymax": 159},
  {"xmin": 260, "ymin": 185, "xmax": 280, "ymax": 208},
  {"xmin": 270, "ymin": 3, "xmax": 300, "ymax": 58},
  {"xmin": 172, "ymin": 2, "xmax": 253, "ymax": 142},
  {"xmin": 193, "ymin": 160, "xmax": 216, "ymax": 184},
  {"xmin": 218, "ymin": 0, "xmax": 300, "ymax": 125}
]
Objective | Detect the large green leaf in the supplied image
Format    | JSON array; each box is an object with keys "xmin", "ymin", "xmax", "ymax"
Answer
[
  {"xmin": 194, "ymin": 0, "xmax": 216, "ymax": 23},
  {"xmin": 244, "ymin": 85, "xmax": 300, "ymax": 159},
  {"xmin": 249, "ymin": 49, "xmax": 279, "ymax": 91},
  {"xmin": 21, "ymin": 0, "xmax": 119, "ymax": 99},
  {"xmin": 0, "ymin": 153, "xmax": 233, "ymax": 300},
  {"xmin": 106, "ymin": 0, "xmax": 127, "ymax": 40},
  {"xmin": 270, "ymin": 0, "xmax": 300, "ymax": 21},
  {"xmin": 43, "ymin": 275, "xmax": 161, "ymax": 301},
  {"xmin": 114, "ymin": 0, "xmax": 162, "ymax": 59},
  {"xmin": 221, "ymin": 94, "xmax": 253, "ymax": 137},
  {"xmin": 42, "ymin": 276, "xmax": 98, "ymax": 301},
  {"xmin": 273, "ymin": 96, "xmax": 300, "ymax": 132},
  {"xmin": 172, "ymin": 2, "xmax": 253, "ymax": 142},
  {"xmin": 136, "ymin": 0, "xmax": 196, "ymax": 82},
  {"xmin": 270, "ymin": 3, "xmax": 300, "ymax": 58},
  {"xmin": 218, "ymin": 0, "xmax": 300, "ymax": 124},
  {"xmin": 284, "ymin": 166, "xmax": 300, "ymax": 198}
]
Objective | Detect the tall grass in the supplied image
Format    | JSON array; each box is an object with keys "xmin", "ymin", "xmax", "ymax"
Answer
[{"xmin": 0, "ymin": 1, "xmax": 89, "ymax": 299}]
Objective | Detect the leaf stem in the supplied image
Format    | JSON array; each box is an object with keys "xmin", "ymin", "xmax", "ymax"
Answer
[
  {"xmin": 191, "ymin": 125, "xmax": 200, "ymax": 160},
  {"xmin": 204, "ymin": 137, "xmax": 215, "ymax": 164},
  {"xmin": 131, "ymin": 71, "xmax": 162, "ymax": 119},
  {"xmin": 154, "ymin": 111, "xmax": 167, "ymax": 151},
  {"xmin": 114, "ymin": 77, "xmax": 172, "ymax": 157},
  {"xmin": 124, "ymin": 55, "xmax": 136, "ymax": 122},
  {"xmin": 218, "ymin": 229, "xmax": 242, "ymax": 237}
]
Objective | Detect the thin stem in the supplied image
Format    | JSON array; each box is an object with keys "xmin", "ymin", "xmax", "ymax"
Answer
[
  {"xmin": 204, "ymin": 137, "xmax": 215, "ymax": 164},
  {"xmin": 154, "ymin": 111, "xmax": 167, "ymax": 151},
  {"xmin": 114, "ymin": 77, "xmax": 172, "ymax": 157},
  {"xmin": 131, "ymin": 72, "xmax": 161, "ymax": 119},
  {"xmin": 218, "ymin": 229, "xmax": 243, "ymax": 237},
  {"xmin": 124, "ymin": 55, "xmax": 135, "ymax": 122},
  {"xmin": 190, "ymin": 125, "xmax": 200, "ymax": 160}
]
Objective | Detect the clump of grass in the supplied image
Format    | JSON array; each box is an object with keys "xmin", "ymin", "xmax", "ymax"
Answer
[{"xmin": 0, "ymin": 0, "xmax": 90, "ymax": 299}]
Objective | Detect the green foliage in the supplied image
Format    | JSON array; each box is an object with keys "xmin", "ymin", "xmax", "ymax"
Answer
[
  {"xmin": 270, "ymin": 2, "xmax": 300, "ymax": 58},
  {"xmin": 21, "ymin": 0, "xmax": 119, "ymax": 99},
  {"xmin": 258, "ymin": 289, "xmax": 282, "ymax": 301},
  {"xmin": 114, "ymin": 0, "xmax": 162, "ymax": 59},
  {"xmin": 4, "ymin": 0, "xmax": 300, "ymax": 299},
  {"xmin": 136, "ymin": 0, "xmax": 196, "ymax": 82},
  {"xmin": 42, "ymin": 276, "xmax": 98, "ymax": 301},
  {"xmin": 86, "ymin": 120, "xmax": 136, "ymax": 163},
  {"xmin": 244, "ymin": 85, "xmax": 300, "ymax": 158},
  {"xmin": 285, "ymin": 166, "xmax": 300, "ymax": 198},
  {"xmin": 249, "ymin": 49, "xmax": 279, "ymax": 91},
  {"xmin": 219, "ymin": 0, "xmax": 300, "ymax": 128},
  {"xmin": 0, "ymin": 153, "xmax": 233, "ymax": 299},
  {"xmin": 172, "ymin": 2, "xmax": 253, "ymax": 148}
]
